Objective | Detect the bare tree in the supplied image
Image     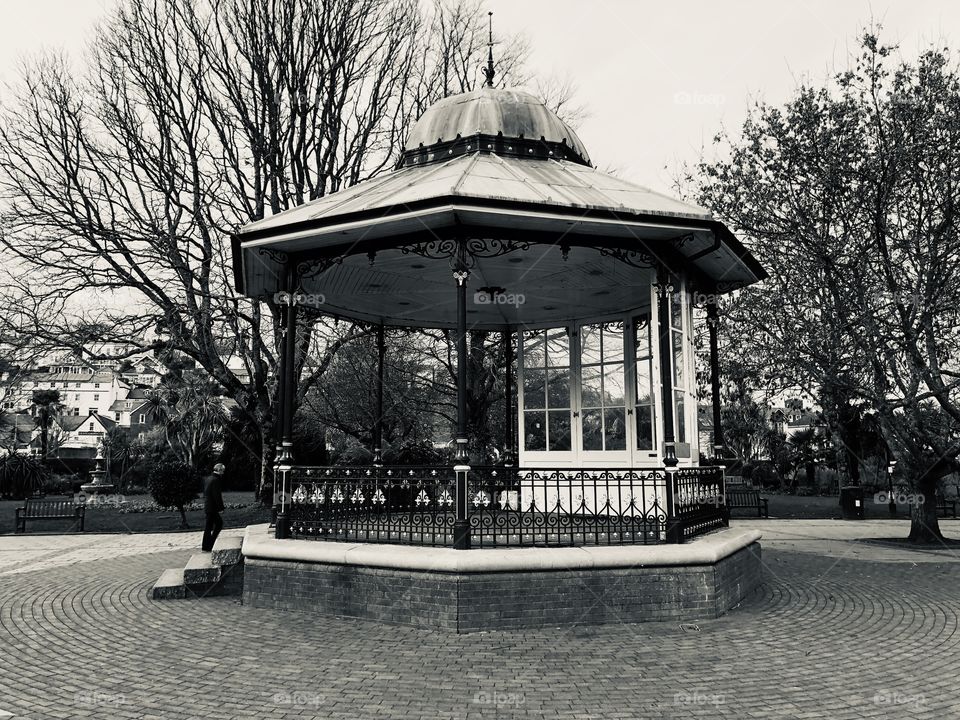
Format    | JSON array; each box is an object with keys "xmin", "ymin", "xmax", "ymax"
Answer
[
  {"xmin": 692, "ymin": 31, "xmax": 960, "ymax": 541},
  {"xmin": 0, "ymin": 0, "xmax": 551, "ymax": 498}
]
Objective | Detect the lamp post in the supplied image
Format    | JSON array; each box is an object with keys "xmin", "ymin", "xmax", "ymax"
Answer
[{"xmin": 887, "ymin": 459, "xmax": 897, "ymax": 516}]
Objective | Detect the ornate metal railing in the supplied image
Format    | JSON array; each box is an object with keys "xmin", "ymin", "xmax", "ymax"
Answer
[
  {"xmin": 287, "ymin": 466, "xmax": 457, "ymax": 545},
  {"xmin": 674, "ymin": 466, "xmax": 727, "ymax": 539},
  {"xmin": 468, "ymin": 467, "xmax": 667, "ymax": 547},
  {"xmin": 284, "ymin": 465, "xmax": 725, "ymax": 547}
]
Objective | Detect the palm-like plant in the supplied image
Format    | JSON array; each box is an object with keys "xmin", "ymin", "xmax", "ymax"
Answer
[{"xmin": 788, "ymin": 429, "xmax": 818, "ymax": 490}]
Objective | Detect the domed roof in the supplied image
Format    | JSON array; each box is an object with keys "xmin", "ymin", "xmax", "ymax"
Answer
[{"xmin": 402, "ymin": 86, "xmax": 591, "ymax": 167}]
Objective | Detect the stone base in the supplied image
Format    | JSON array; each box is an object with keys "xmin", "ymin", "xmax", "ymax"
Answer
[{"xmin": 240, "ymin": 525, "xmax": 762, "ymax": 633}]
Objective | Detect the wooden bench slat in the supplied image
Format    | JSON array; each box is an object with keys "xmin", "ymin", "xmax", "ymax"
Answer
[
  {"xmin": 725, "ymin": 487, "xmax": 769, "ymax": 518},
  {"xmin": 15, "ymin": 499, "xmax": 85, "ymax": 533}
]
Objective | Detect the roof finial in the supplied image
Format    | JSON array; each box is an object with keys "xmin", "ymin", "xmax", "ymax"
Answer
[{"xmin": 483, "ymin": 11, "xmax": 495, "ymax": 87}]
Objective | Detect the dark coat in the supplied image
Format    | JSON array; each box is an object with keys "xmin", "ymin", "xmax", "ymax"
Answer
[{"xmin": 203, "ymin": 473, "xmax": 225, "ymax": 515}]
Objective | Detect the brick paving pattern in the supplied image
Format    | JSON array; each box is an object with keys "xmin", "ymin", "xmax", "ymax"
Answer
[{"xmin": 0, "ymin": 522, "xmax": 958, "ymax": 719}]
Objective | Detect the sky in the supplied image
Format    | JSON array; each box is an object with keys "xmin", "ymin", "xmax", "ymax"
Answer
[{"xmin": 0, "ymin": 0, "xmax": 958, "ymax": 193}]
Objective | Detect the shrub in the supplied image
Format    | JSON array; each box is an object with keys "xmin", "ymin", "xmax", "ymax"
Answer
[
  {"xmin": 336, "ymin": 443, "xmax": 374, "ymax": 466},
  {"xmin": 752, "ymin": 463, "xmax": 780, "ymax": 490},
  {"xmin": 0, "ymin": 453, "xmax": 51, "ymax": 499},
  {"xmin": 147, "ymin": 459, "xmax": 200, "ymax": 528}
]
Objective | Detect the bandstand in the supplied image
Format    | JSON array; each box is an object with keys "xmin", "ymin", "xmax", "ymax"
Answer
[{"xmin": 231, "ymin": 66, "xmax": 767, "ymax": 630}]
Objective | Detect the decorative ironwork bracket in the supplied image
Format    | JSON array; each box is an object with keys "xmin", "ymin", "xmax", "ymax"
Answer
[
  {"xmin": 598, "ymin": 246, "xmax": 657, "ymax": 270},
  {"xmin": 295, "ymin": 255, "xmax": 345, "ymax": 285},
  {"xmin": 255, "ymin": 247, "xmax": 289, "ymax": 265},
  {"xmin": 401, "ymin": 237, "xmax": 531, "ymax": 269}
]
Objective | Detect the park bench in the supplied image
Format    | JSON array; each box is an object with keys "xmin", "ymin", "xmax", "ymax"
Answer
[
  {"xmin": 15, "ymin": 499, "xmax": 85, "ymax": 533},
  {"xmin": 937, "ymin": 495, "xmax": 958, "ymax": 519},
  {"xmin": 725, "ymin": 486, "xmax": 769, "ymax": 518}
]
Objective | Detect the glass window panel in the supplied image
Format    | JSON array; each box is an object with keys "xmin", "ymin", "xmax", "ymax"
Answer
[
  {"xmin": 635, "ymin": 404, "xmax": 654, "ymax": 450},
  {"xmin": 580, "ymin": 324, "xmax": 602, "ymax": 366},
  {"xmin": 633, "ymin": 315, "xmax": 650, "ymax": 358},
  {"xmin": 603, "ymin": 323, "xmax": 624, "ymax": 360},
  {"xmin": 548, "ymin": 410, "xmax": 571, "ymax": 451},
  {"xmin": 523, "ymin": 368, "xmax": 545, "ymax": 409},
  {"xmin": 674, "ymin": 391, "xmax": 686, "ymax": 443},
  {"xmin": 635, "ymin": 360, "xmax": 652, "ymax": 405},
  {"xmin": 547, "ymin": 368, "xmax": 570, "ymax": 408},
  {"xmin": 581, "ymin": 409, "xmax": 603, "ymax": 451},
  {"xmin": 545, "ymin": 329, "xmax": 569, "ymax": 367},
  {"xmin": 672, "ymin": 329, "xmax": 684, "ymax": 387},
  {"xmin": 670, "ymin": 286, "xmax": 683, "ymax": 330},
  {"xmin": 603, "ymin": 363, "xmax": 625, "ymax": 406},
  {"xmin": 523, "ymin": 330, "xmax": 545, "ymax": 368},
  {"xmin": 604, "ymin": 408, "xmax": 626, "ymax": 450},
  {"xmin": 524, "ymin": 411, "xmax": 546, "ymax": 451},
  {"xmin": 580, "ymin": 366, "xmax": 603, "ymax": 409}
]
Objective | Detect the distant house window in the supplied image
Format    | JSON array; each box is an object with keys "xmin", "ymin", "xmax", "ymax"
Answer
[
  {"xmin": 75, "ymin": 382, "xmax": 81, "ymax": 388},
  {"xmin": 74, "ymin": 394, "xmax": 79, "ymax": 401},
  {"xmin": 73, "ymin": 408, "xmax": 80, "ymax": 416},
  {"xmin": 115, "ymin": 413, "xmax": 121, "ymax": 421},
  {"xmin": 94, "ymin": 383, "xmax": 100, "ymax": 388},
  {"xmin": 138, "ymin": 413, "xmax": 145, "ymax": 424},
  {"xmin": 88, "ymin": 423, "xmax": 94, "ymax": 431},
  {"xmin": 88, "ymin": 409, "xmax": 96, "ymax": 416}
]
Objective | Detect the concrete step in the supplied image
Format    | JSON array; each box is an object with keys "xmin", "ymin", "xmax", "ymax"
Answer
[
  {"xmin": 183, "ymin": 552, "xmax": 222, "ymax": 586},
  {"xmin": 211, "ymin": 536, "xmax": 243, "ymax": 567},
  {"xmin": 152, "ymin": 568, "xmax": 186, "ymax": 600}
]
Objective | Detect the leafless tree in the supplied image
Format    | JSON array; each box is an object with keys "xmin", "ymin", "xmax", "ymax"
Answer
[{"xmin": 0, "ymin": 0, "xmax": 550, "ymax": 496}]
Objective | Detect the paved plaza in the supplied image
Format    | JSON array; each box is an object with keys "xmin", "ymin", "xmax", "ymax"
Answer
[{"xmin": 0, "ymin": 520, "xmax": 958, "ymax": 719}]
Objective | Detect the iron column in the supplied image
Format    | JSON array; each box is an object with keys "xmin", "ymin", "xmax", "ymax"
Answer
[
  {"xmin": 655, "ymin": 266, "xmax": 681, "ymax": 542},
  {"xmin": 275, "ymin": 264, "xmax": 298, "ymax": 540},
  {"xmin": 453, "ymin": 261, "xmax": 471, "ymax": 549},
  {"xmin": 706, "ymin": 296, "xmax": 725, "ymax": 461},
  {"xmin": 374, "ymin": 322, "xmax": 385, "ymax": 466},
  {"xmin": 503, "ymin": 327, "xmax": 515, "ymax": 467}
]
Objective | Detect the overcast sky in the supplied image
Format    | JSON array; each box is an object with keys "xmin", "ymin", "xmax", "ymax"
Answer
[{"xmin": 1, "ymin": 0, "xmax": 957, "ymax": 193}]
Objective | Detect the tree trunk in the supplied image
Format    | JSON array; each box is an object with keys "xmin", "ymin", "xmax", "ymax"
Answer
[
  {"xmin": 258, "ymin": 431, "xmax": 276, "ymax": 506},
  {"xmin": 908, "ymin": 479, "xmax": 942, "ymax": 542},
  {"xmin": 178, "ymin": 506, "xmax": 189, "ymax": 529}
]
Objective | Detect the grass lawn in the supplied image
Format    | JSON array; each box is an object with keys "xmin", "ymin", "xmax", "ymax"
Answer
[{"xmin": 0, "ymin": 491, "xmax": 271, "ymax": 535}]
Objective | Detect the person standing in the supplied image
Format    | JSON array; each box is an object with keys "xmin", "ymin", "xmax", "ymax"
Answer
[{"xmin": 202, "ymin": 463, "xmax": 226, "ymax": 552}]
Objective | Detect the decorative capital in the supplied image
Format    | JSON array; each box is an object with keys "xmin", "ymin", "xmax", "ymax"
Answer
[
  {"xmin": 453, "ymin": 269, "xmax": 470, "ymax": 285},
  {"xmin": 653, "ymin": 281, "xmax": 674, "ymax": 300}
]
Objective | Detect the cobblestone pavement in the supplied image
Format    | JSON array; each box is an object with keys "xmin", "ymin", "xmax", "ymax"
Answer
[{"xmin": 0, "ymin": 522, "xmax": 958, "ymax": 719}]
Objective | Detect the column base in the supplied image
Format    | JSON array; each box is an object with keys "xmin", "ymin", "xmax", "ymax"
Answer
[{"xmin": 453, "ymin": 520, "xmax": 471, "ymax": 550}]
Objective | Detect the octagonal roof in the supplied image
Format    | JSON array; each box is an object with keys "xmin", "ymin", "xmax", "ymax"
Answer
[{"xmin": 231, "ymin": 84, "xmax": 767, "ymax": 328}]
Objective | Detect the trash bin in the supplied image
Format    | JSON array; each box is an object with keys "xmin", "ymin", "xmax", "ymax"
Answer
[{"xmin": 840, "ymin": 485, "xmax": 864, "ymax": 520}]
